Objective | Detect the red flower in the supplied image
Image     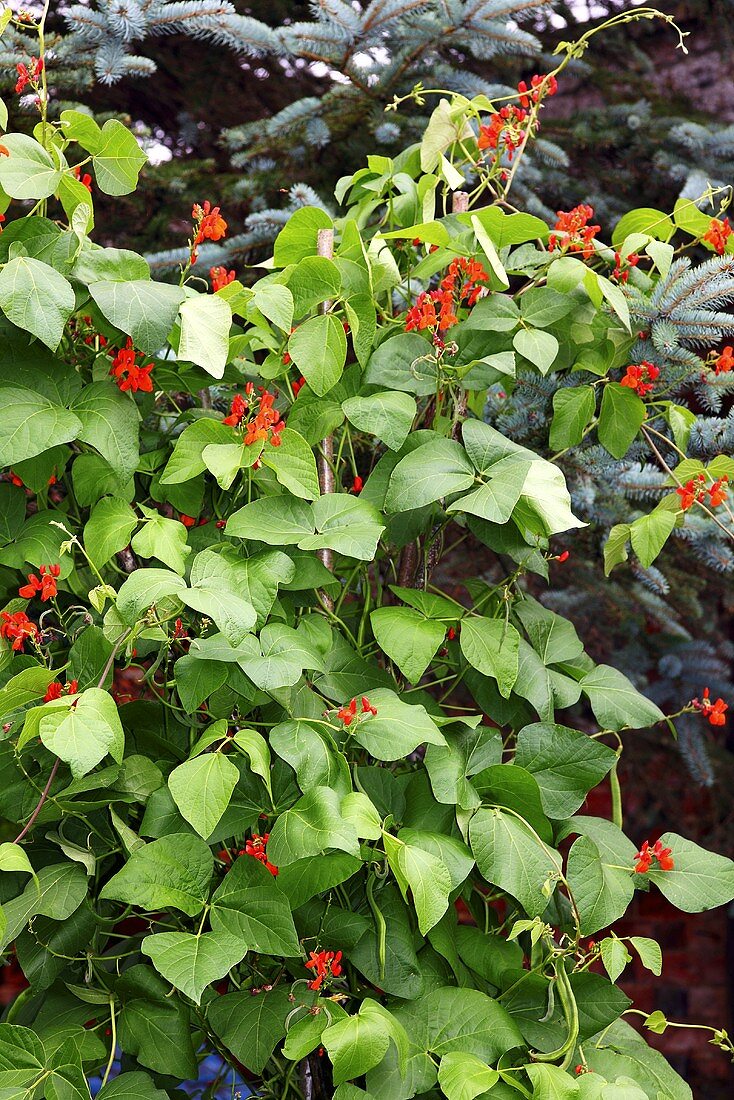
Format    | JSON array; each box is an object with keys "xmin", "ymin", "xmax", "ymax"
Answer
[
  {"xmin": 43, "ymin": 678, "xmax": 78, "ymax": 703},
  {"xmin": 242, "ymin": 833, "xmax": 278, "ymax": 876},
  {"xmin": 707, "ymin": 475, "xmax": 728, "ymax": 507},
  {"xmin": 518, "ymin": 73, "xmax": 558, "ymax": 108},
  {"xmin": 109, "ymin": 339, "xmax": 155, "ymax": 393},
  {"xmin": 292, "ymin": 376, "xmax": 306, "ymax": 397},
  {"xmin": 193, "ymin": 201, "xmax": 227, "ymax": 244},
  {"xmin": 634, "ymin": 838, "xmax": 674, "ymax": 873},
  {"xmin": 548, "ymin": 205, "xmax": 600, "ymax": 259},
  {"xmin": 73, "ymin": 165, "xmax": 93, "ymax": 192},
  {"xmin": 478, "ymin": 105, "xmax": 530, "ymax": 160},
  {"xmin": 222, "ymin": 393, "xmax": 248, "ymax": 427},
  {"xmin": 18, "ymin": 563, "xmax": 60, "ymax": 602},
  {"xmin": 179, "ymin": 514, "xmax": 197, "ymax": 528},
  {"xmin": 351, "ymin": 476, "xmax": 363, "ymax": 493},
  {"xmin": 556, "ymin": 550, "xmax": 570, "ymax": 563},
  {"xmin": 210, "ymin": 266, "xmax": 235, "ymax": 292},
  {"xmin": 619, "ymin": 360, "xmax": 659, "ymax": 397},
  {"xmin": 612, "ymin": 250, "xmax": 640, "ymax": 283},
  {"xmin": 15, "ymin": 57, "xmax": 43, "ymax": 94},
  {"xmin": 714, "ymin": 346, "xmax": 734, "ymax": 374},
  {"xmin": 305, "ymin": 949, "xmax": 343, "ymax": 991},
  {"xmin": 405, "ymin": 258, "xmax": 489, "ymax": 334},
  {"xmin": 337, "ymin": 698, "xmax": 358, "ymax": 727},
  {"xmin": 676, "ymin": 473, "xmax": 706, "ymax": 511},
  {"xmin": 1, "ymin": 610, "xmax": 39, "ymax": 652},
  {"xmin": 447, "ymin": 626, "xmax": 457, "ymax": 641},
  {"xmin": 244, "ymin": 391, "xmax": 284, "ymax": 447},
  {"xmin": 361, "ymin": 696, "xmax": 378, "ymax": 716},
  {"xmin": 694, "ymin": 687, "xmax": 728, "ymax": 727},
  {"xmin": 703, "ymin": 217, "xmax": 731, "ymax": 255}
]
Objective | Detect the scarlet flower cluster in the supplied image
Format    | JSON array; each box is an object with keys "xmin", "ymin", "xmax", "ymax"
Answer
[
  {"xmin": 15, "ymin": 57, "xmax": 43, "ymax": 94},
  {"xmin": 548, "ymin": 205, "xmax": 601, "ymax": 259},
  {"xmin": 337, "ymin": 696, "xmax": 378, "ymax": 727},
  {"xmin": 713, "ymin": 346, "xmax": 734, "ymax": 374},
  {"xmin": 19, "ymin": 563, "xmax": 60, "ymax": 602},
  {"xmin": 242, "ymin": 833, "xmax": 278, "ymax": 876},
  {"xmin": 305, "ymin": 949, "xmax": 343, "ymax": 991},
  {"xmin": 210, "ymin": 266, "xmax": 235, "ymax": 292},
  {"xmin": 222, "ymin": 385, "xmax": 284, "ymax": 447},
  {"xmin": 612, "ymin": 250, "xmax": 640, "ymax": 283},
  {"xmin": 191, "ymin": 202, "xmax": 227, "ymax": 263},
  {"xmin": 0, "ymin": 610, "xmax": 39, "ymax": 652},
  {"xmin": 478, "ymin": 105, "xmax": 529, "ymax": 160},
  {"xmin": 693, "ymin": 687, "xmax": 728, "ymax": 727},
  {"xmin": 405, "ymin": 257, "xmax": 489, "ymax": 334},
  {"xmin": 291, "ymin": 376, "xmax": 306, "ymax": 397},
  {"xmin": 634, "ymin": 838, "xmax": 674, "ymax": 873},
  {"xmin": 703, "ymin": 217, "xmax": 731, "ymax": 255},
  {"xmin": 43, "ymin": 679, "xmax": 79, "ymax": 703},
  {"xmin": 676, "ymin": 473, "xmax": 728, "ymax": 510},
  {"xmin": 619, "ymin": 360, "xmax": 659, "ymax": 396},
  {"xmin": 517, "ymin": 73, "xmax": 558, "ymax": 108},
  {"xmin": 109, "ymin": 339, "xmax": 155, "ymax": 394}
]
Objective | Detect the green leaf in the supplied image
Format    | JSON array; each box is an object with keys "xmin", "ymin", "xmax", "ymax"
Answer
[
  {"xmin": 384, "ymin": 832, "xmax": 452, "ymax": 935},
  {"xmin": 0, "ymin": 863, "xmax": 87, "ymax": 951},
  {"xmin": 549, "ymin": 387, "xmax": 596, "ymax": 451},
  {"xmin": 461, "ymin": 206, "xmax": 549, "ymax": 248},
  {"xmin": 342, "ymin": 391, "xmax": 416, "ymax": 451},
  {"xmin": 273, "ymin": 206, "xmax": 333, "ymax": 266},
  {"xmin": 603, "ymin": 523, "xmax": 630, "ymax": 576},
  {"xmin": 0, "ymin": 1023, "xmax": 46, "ymax": 1088},
  {"xmin": 97, "ymin": 1072, "xmax": 171, "ymax": 1100},
  {"xmin": 178, "ymin": 293, "xmax": 232, "ymax": 379},
  {"xmin": 160, "ymin": 418, "xmax": 234, "ymax": 484},
  {"xmin": 347, "ymin": 687, "xmax": 445, "ymax": 761},
  {"xmin": 580, "ymin": 665, "xmax": 664, "ymax": 730},
  {"xmin": 117, "ymin": 965, "xmax": 198, "ymax": 1079},
  {"xmin": 437, "ymin": 1053, "xmax": 498, "ymax": 1100},
  {"xmin": 515, "ymin": 723, "xmax": 617, "ymax": 818},
  {"xmin": 261, "ymin": 427, "xmax": 320, "ymax": 500},
  {"xmin": 100, "ymin": 833, "xmax": 213, "ymax": 916},
  {"xmin": 174, "ymin": 655, "xmax": 228, "ymax": 713},
  {"xmin": 227, "ymin": 495, "xmax": 314, "ymax": 545},
  {"xmin": 600, "ymin": 937, "xmax": 632, "ymax": 982},
  {"xmin": 370, "ymin": 607, "xmax": 445, "ymax": 684},
  {"xmin": 629, "ymin": 508, "xmax": 676, "ymax": 568},
  {"xmin": 270, "ymin": 720, "xmax": 349, "ymax": 797},
  {"xmin": 519, "ymin": 288, "xmax": 574, "ymax": 328},
  {"xmin": 513, "ymin": 597, "xmax": 584, "ymax": 665},
  {"xmin": 526, "ymin": 1064, "xmax": 579, "ymax": 1099},
  {"xmin": 0, "ymin": 133, "xmax": 63, "ymax": 199},
  {"xmin": 91, "ymin": 119, "xmax": 147, "ymax": 195},
  {"xmin": 0, "ymin": 385, "xmax": 82, "ymax": 467},
  {"xmin": 168, "ymin": 752, "xmax": 239, "ymax": 838},
  {"xmin": 0, "ymin": 665, "xmax": 59, "ymax": 720},
  {"xmin": 131, "ymin": 507, "xmax": 190, "ymax": 575},
  {"xmin": 289, "ymin": 314, "xmax": 347, "ymax": 396},
  {"xmin": 116, "ymin": 567, "xmax": 186, "ymax": 624},
  {"xmin": 389, "ymin": 985, "xmax": 523, "ymax": 1062},
  {"xmin": 232, "ymin": 727, "xmax": 273, "ymax": 796},
  {"xmin": 469, "ymin": 808, "xmax": 557, "ymax": 916},
  {"xmin": 386, "ymin": 438, "xmax": 475, "ymax": 511},
  {"xmin": 628, "ymin": 936, "xmax": 662, "ymax": 976},
  {"xmin": 598, "ymin": 384, "xmax": 646, "ymax": 460},
  {"xmin": 210, "ymin": 853, "xmax": 300, "ymax": 955},
  {"xmin": 40, "ymin": 688, "xmax": 124, "ymax": 778},
  {"xmin": 236, "ymin": 622, "xmax": 323, "ymax": 690},
  {"xmin": 612, "ymin": 207, "xmax": 674, "ymax": 246},
  {"xmin": 252, "ymin": 281, "xmax": 295, "ymax": 330},
  {"xmin": 323, "ymin": 1003, "xmax": 392, "ymax": 1086},
  {"xmin": 141, "ymin": 931, "xmax": 245, "ymax": 1004},
  {"xmin": 364, "ymin": 332, "xmax": 438, "ymax": 396},
  {"xmin": 564, "ymin": 831, "xmax": 635, "ymax": 936},
  {"xmin": 267, "ymin": 786, "xmax": 360, "ymax": 867},
  {"xmin": 460, "ymin": 618, "xmax": 520, "ymax": 699},
  {"xmin": 584, "ymin": 1020, "xmax": 692, "ymax": 1100},
  {"xmin": 84, "ymin": 498, "xmax": 137, "ymax": 568},
  {"xmin": 208, "ymin": 987, "xmax": 299, "ymax": 1073},
  {"xmin": 70, "ymin": 382, "xmax": 140, "ymax": 480},
  {"xmin": 647, "ymin": 833, "xmax": 734, "ymax": 912},
  {"xmin": 202, "ymin": 440, "xmax": 263, "ymax": 491},
  {"xmin": 299, "ymin": 494, "xmax": 385, "ymax": 560},
  {"xmin": 447, "ymin": 457, "xmax": 531, "ymax": 524},
  {"xmin": 0, "ymin": 842, "xmax": 35, "ymax": 877},
  {"xmin": 90, "ymin": 279, "xmax": 184, "ymax": 356},
  {"xmin": 513, "ymin": 328, "xmax": 559, "ymax": 374},
  {"xmin": 0, "ymin": 257, "xmax": 74, "ymax": 350}
]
